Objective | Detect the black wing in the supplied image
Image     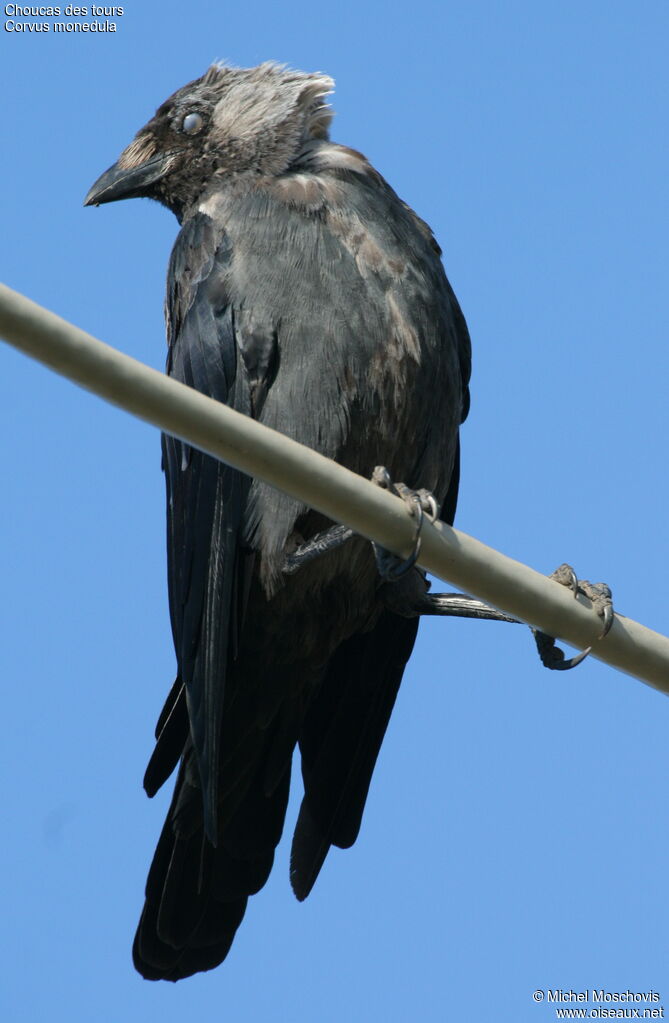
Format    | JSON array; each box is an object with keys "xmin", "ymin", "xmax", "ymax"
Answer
[{"xmin": 157, "ymin": 213, "xmax": 249, "ymax": 843}]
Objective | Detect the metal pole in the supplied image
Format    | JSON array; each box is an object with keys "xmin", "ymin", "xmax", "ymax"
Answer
[{"xmin": 1, "ymin": 281, "xmax": 667, "ymax": 693}]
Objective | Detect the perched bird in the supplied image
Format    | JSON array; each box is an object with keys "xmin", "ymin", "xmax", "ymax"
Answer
[{"xmin": 85, "ymin": 62, "xmax": 471, "ymax": 981}]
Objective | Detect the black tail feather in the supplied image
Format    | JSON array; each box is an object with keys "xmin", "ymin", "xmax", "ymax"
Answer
[
  {"xmin": 143, "ymin": 678, "xmax": 189, "ymax": 797},
  {"xmin": 290, "ymin": 611, "xmax": 419, "ymax": 900},
  {"xmin": 134, "ymin": 733, "xmax": 292, "ymax": 981}
]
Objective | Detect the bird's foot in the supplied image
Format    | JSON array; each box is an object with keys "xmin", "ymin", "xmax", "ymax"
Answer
[
  {"xmin": 533, "ymin": 563, "xmax": 614, "ymax": 670},
  {"xmin": 281, "ymin": 466, "xmax": 438, "ymax": 580},
  {"xmin": 282, "ymin": 523, "xmax": 355, "ymax": 575},
  {"xmin": 371, "ymin": 466, "xmax": 439, "ymax": 582}
]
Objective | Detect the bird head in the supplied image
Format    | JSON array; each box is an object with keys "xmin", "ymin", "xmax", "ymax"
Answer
[{"xmin": 84, "ymin": 62, "xmax": 334, "ymax": 221}]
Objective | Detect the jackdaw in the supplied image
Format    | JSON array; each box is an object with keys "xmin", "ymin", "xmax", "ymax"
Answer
[{"xmin": 85, "ymin": 61, "xmax": 471, "ymax": 981}]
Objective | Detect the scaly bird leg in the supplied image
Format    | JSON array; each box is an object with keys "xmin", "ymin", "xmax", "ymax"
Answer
[
  {"xmin": 282, "ymin": 524, "xmax": 355, "ymax": 575},
  {"xmin": 414, "ymin": 591, "xmax": 519, "ymax": 623}
]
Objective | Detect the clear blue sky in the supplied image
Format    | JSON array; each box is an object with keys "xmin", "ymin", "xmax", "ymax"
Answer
[{"xmin": 2, "ymin": 3, "xmax": 668, "ymax": 1021}]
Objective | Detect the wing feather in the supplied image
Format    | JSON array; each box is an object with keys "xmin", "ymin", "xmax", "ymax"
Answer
[{"xmin": 160, "ymin": 214, "xmax": 247, "ymax": 843}]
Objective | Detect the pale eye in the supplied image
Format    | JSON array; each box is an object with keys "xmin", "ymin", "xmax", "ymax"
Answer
[{"xmin": 182, "ymin": 111, "xmax": 204, "ymax": 134}]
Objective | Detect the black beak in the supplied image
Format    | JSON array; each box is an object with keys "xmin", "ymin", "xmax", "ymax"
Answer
[{"xmin": 84, "ymin": 152, "xmax": 174, "ymax": 207}]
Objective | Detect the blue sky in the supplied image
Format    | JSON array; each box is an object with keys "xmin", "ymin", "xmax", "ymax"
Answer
[{"xmin": 1, "ymin": 2, "xmax": 668, "ymax": 1020}]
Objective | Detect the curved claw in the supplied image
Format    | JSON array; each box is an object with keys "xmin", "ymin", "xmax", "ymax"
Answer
[
  {"xmin": 561, "ymin": 646, "xmax": 593, "ymax": 670},
  {"xmin": 420, "ymin": 491, "xmax": 439, "ymax": 522},
  {"xmin": 583, "ymin": 581, "xmax": 614, "ymax": 639},
  {"xmin": 599, "ymin": 599, "xmax": 614, "ymax": 639}
]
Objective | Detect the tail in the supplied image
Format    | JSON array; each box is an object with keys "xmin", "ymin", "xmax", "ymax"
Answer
[
  {"xmin": 134, "ymin": 697, "xmax": 291, "ymax": 981},
  {"xmin": 134, "ymin": 609, "xmax": 419, "ymax": 976},
  {"xmin": 290, "ymin": 610, "xmax": 419, "ymax": 901}
]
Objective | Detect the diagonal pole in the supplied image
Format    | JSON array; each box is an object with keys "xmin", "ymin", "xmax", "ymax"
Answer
[{"xmin": 1, "ymin": 281, "xmax": 667, "ymax": 693}]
